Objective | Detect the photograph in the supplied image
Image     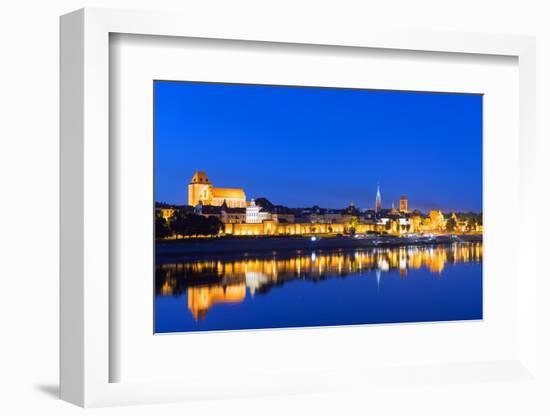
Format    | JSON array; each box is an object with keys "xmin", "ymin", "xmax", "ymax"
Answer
[
  {"xmin": 2, "ymin": 0, "xmax": 544, "ymax": 412},
  {"xmin": 154, "ymin": 80, "xmax": 483, "ymax": 333}
]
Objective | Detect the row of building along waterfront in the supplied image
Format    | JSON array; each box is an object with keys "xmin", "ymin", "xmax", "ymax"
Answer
[{"xmin": 156, "ymin": 171, "xmax": 482, "ymax": 236}]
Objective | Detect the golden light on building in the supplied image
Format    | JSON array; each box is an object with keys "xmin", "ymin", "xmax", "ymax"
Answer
[
  {"xmin": 158, "ymin": 207, "xmax": 176, "ymax": 220},
  {"xmin": 188, "ymin": 171, "xmax": 246, "ymax": 208},
  {"xmin": 168, "ymin": 176, "xmax": 484, "ymax": 239},
  {"xmin": 429, "ymin": 210, "xmax": 445, "ymax": 230},
  {"xmin": 225, "ymin": 220, "xmax": 367, "ymax": 236},
  {"xmin": 399, "ymin": 195, "xmax": 408, "ymax": 213}
]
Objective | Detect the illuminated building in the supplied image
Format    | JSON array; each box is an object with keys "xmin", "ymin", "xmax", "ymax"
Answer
[
  {"xmin": 224, "ymin": 220, "xmax": 379, "ymax": 236},
  {"xmin": 179, "ymin": 174, "xmax": 482, "ymax": 237},
  {"xmin": 375, "ymin": 183, "xmax": 382, "ymax": 212},
  {"xmin": 271, "ymin": 213, "xmax": 295, "ymax": 223},
  {"xmin": 447, "ymin": 212, "xmax": 482, "ymax": 233},
  {"xmin": 310, "ymin": 212, "xmax": 352, "ymax": 224},
  {"xmin": 398, "ymin": 217, "xmax": 412, "ymax": 233},
  {"xmin": 399, "ymin": 195, "xmax": 408, "ymax": 213},
  {"xmin": 157, "ymin": 207, "xmax": 175, "ymax": 220},
  {"xmin": 246, "ymin": 199, "xmax": 271, "ymax": 223},
  {"xmin": 429, "ymin": 210, "xmax": 446, "ymax": 230},
  {"xmin": 188, "ymin": 171, "xmax": 246, "ymax": 208},
  {"xmin": 193, "ymin": 203, "xmax": 222, "ymax": 219},
  {"xmin": 220, "ymin": 203, "xmax": 246, "ymax": 224}
]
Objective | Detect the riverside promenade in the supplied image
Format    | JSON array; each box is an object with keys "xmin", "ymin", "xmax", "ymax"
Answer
[{"xmin": 156, "ymin": 234, "xmax": 482, "ymax": 263}]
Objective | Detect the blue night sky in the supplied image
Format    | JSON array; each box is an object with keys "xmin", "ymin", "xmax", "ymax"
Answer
[{"xmin": 155, "ymin": 81, "xmax": 482, "ymax": 213}]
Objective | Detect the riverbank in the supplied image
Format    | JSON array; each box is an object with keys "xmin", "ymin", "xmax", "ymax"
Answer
[{"xmin": 156, "ymin": 234, "xmax": 482, "ymax": 263}]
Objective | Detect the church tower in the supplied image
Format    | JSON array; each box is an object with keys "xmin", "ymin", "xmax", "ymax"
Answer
[
  {"xmin": 399, "ymin": 195, "xmax": 408, "ymax": 213},
  {"xmin": 375, "ymin": 183, "xmax": 382, "ymax": 212},
  {"xmin": 188, "ymin": 171, "xmax": 213, "ymax": 207}
]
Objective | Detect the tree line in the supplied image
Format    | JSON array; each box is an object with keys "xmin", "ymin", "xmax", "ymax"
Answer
[{"xmin": 156, "ymin": 211, "xmax": 224, "ymax": 239}]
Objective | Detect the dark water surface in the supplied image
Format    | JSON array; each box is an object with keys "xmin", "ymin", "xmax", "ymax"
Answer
[{"xmin": 155, "ymin": 242, "xmax": 482, "ymax": 333}]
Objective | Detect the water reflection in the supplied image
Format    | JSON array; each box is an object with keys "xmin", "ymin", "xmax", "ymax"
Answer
[{"xmin": 156, "ymin": 242, "xmax": 482, "ymax": 321}]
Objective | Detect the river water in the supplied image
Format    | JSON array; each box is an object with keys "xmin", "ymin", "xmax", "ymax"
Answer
[{"xmin": 155, "ymin": 242, "xmax": 482, "ymax": 333}]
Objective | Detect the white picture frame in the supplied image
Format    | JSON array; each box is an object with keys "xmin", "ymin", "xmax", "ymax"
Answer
[{"xmin": 60, "ymin": 7, "xmax": 538, "ymax": 407}]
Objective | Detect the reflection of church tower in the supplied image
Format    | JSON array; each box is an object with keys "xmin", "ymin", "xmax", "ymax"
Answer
[{"xmin": 375, "ymin": 183, "xmax": 382, "ymax": 212}]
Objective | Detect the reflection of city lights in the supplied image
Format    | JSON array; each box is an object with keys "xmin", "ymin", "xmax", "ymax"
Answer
[
  {"xmin": 157, "ymin": 242, "xmax": 483, "ymax": 320},
  {"xmin": 378, "ymin": 259, "xmax": 390, "ymax": 272},
  {"xmin": 245, "ymin": 271, "xmax": 270, "ymax": 295}
]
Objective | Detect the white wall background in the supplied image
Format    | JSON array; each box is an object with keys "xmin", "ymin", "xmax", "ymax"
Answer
[{"xmin": 0, "ymin": 1, "xmax": 548, "ymax": 415}]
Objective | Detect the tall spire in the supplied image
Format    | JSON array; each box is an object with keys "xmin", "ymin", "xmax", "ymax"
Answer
[{"xmin": 375, "ymin": 183, "xmax": 382, "ymax": 212}]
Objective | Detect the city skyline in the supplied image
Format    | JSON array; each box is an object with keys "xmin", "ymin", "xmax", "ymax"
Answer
[
  {"xmin": 154, "ymin": 80, "xmax": 483, "ymax": 332},
  {"xmin": 155, "ymin": 81, "xmax": 483, "ymax": 212},
  {"xmin": 175, "ymin": 169, "xmax": 480, "ymax": 214}
]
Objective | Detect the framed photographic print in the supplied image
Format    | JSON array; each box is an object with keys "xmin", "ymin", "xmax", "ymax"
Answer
[
  {"xmin": 153, "ymin": 81, "xmax": 483, "ymax": 333},
  {"xmin": 60, "ymin": 8, "xmax": 540, "ymax": 408}
]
